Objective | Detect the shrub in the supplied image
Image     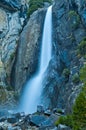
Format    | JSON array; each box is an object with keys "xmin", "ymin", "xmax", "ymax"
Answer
[
  {"xmin": 80, "ymin": 64, "xmax": 86, "ymax": 83},
  {"xmin": 72, "ymin": 73, "xmax": 80, "ymax": 84},
  {"xmin": 27, "ymin": 4, "xmax": 40, "ymax": 17},
  {"xmin": 68, "ymin": 10, "xmax": 80, "ymax": 29},
  {"xmin": 73, "ymin": 89, "xmax": 86, "ymax": 130},
  {"xmin": 63, "ymin": 68, "xmax": 70, "ymax": 78},
  {"xmin": 77, "ymin": 38, "xmax": 86, "ymax": 57},
  {"xmin": 57, "ymin": 109, "xmax": 64, "ymax": 114},
  {"xmin": 72, "ymin": 65, "xmax": 86, "ymax": 130},
  {"xmin": 10, "ymin": 52, "xmax": 15, "ymax": 61},
  {"xmin": 55, "ymin": 115, "xmax": 73, "ymax": 128},
  {"xmin": 28, "ymin": 0, "xmax": 52, "ymax": 17},
  {"xmin": 6, "ymin": 86, "xmax": 13, "ymax": 91},
  {"xmin": 55, "ymin": 65, "xmax": 86, "ymax": 130}
]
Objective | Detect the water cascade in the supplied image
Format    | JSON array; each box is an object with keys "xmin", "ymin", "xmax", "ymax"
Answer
[{"xmin": 20, "ymin": 6, "xmax": 52, "ymax": 114}]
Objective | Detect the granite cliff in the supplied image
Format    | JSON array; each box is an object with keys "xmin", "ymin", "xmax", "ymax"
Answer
[{"xmin": 0, "ymin": 0, "xmax": 86, "ymax": 114}]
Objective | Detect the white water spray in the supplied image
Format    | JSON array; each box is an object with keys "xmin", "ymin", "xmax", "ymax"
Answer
[{"xmin": 20, "ymin": 6, "xmax": 52, "ymax": 114}]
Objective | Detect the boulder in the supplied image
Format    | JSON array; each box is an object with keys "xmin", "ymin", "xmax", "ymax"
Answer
[
  {"xmin": 39, "ymin": 114, "xmax": 58, "ymax": 129},
  {"xmin": 7, "ymin": 116, "xmax": 18, "ymax": 123},
  {"xmin": 30, "ymin": 115, "xmax": 47, "ymax": 127},
  {"xmin": 58, "ymin": 124, "xmax": 71, "ymax": 130},
  {"xmin": 37, "ymin": 105, "xmax": 44, "ymax": 113},
  {"xmin": 44, "ymin": 109, "xmax": 52, "ymax": 116}
]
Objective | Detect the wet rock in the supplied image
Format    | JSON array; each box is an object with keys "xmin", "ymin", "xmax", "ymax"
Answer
[
  {"xmin": 39, "ymin": 114, "xmax": 58, "ymax": 129},
  {"xmin": 0, "ymin": 117, "xmax": 6, "ymax": 122},
  {"xmin": 0, "ymin": 109, "xmax": 9, "ymax": 117},
  {"xmin": 58, "ymin": 124, "xmax": 71, "ymax": 130},
  {"xmin": 12, "ymin": 113, "xmax": 21, "ymax": 120},
  {"xmin": 44, "ymin": 109, "xmax": 52, "ymax": 116},
  {"xmin": 30, "ymin": 115, "xmax": 47, "ymax": 127},
  {"xmin": 0, "ymin": 121, "xmax": 12, "ymax": 130},
  {"xmin": 7, "ymin": 116, "xmax": 18, "ymax": 124},
  {"xmin": 8, "ymin": 126, "xmax": 21, "ymax": 130},
  {"xmin": 52, "ymin": 108, "xmax": 57, "ymax": 113},
  {"xmin": 37, "ymin": 105, "xmax": 44, "ymax": 113},
  {"xmin": 39, "ymin": 126, "xmax": 58, "ymax": 130},
  {"xmin": 20, "ymin": 112, "xmax": 25, "ymax": 117}
]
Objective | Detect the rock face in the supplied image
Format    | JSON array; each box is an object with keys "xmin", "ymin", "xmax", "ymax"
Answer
[
  {"xmin": 40, "ymin": 0, "xmax": 86, "ymax": 112},
  {"xmin": 12, "ymin": 9, "xmax": 46, "ymax": 91},
  {"xmin": 0, "ymin": 108, "xmax": 65, "ymax": 130},
  {"xmin": 0, "ymin": 0, "xmax": 27, "ymax": 87},
  {"xmin": 1, "ymin": 0, "xmax": 86, "ymax": 114},
  {"xmin": 0, "ymin": 0, "xmax": 21, "ymax": 11},
  {"xmin": 0, "ymin": 0, "xmax": 27, "ymax": 106}
]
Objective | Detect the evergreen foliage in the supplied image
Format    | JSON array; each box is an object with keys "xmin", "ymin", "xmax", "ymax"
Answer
[
  {"xmin": 68, "ymin": 10, "xmax": 80, "ymax": 29},
  {"xmin": 72, "ymin": 73, "xmax": 80, "ymax": 84},
  {"xmin": 73, "ymin": 88, "xmax": 86, "ymax": 130},
  {"xmin": 28, "ymin": 0, "xmax": 52, "ymax": 17},
  {"xmin": 55, "ymin": 65, "xmax": 86, "ymax": 130},
  {"xmin": 72, "ymin": 65, "xmax": 86, "ymax": 130},
  {"xmin": 78, "ymin": 38, "xmax": 86, "ymax": 57},
  {"xmin": 55, "ymin": 115, "xmax": 73, "ymax": 128},
  {"xmin": 62, "ymin": 68, "xmax": 70, "ymax": 78}
]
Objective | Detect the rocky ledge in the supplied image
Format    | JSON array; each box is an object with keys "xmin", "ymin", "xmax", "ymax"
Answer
[
  {"xmin": 0, "ymin": 0, "xmax": 21, "ymax": 11},
  {"xmin": 0, "ymin": 106, "xmax": 71, "ymax": 130}
]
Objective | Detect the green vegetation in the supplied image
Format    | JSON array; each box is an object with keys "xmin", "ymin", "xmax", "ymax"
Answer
[
  {"xmin": 73, "ymin": 65, "xmax": 86, "ymax": 130},
  {"xmin": 57, "ymin": 109, "xmax": 64, "ymax": 114},
  {"xmin": 14, "ymin": 91, "xmax": 20, "ymax": 100},
  {"xmin": 0, "ymin": 88, "xmax": 7, "ymax": 103},
  {"xmin": 77, "ymin": 38, "xmax": 86, "ymax": 57},
  {"xmin": 80, "ymin": 65, "xmax": 86, "ymax": 83},
  {"xmin": 55, "ymin": 65, "xmax": 86, "ymax": 129},
  {"xmin": 55, "ymin": 115, "xmax": 73, "ymax": 128},
  {"xmin": 72, "ymin": 73, "xmax": 80, "ymax": 84},
  {"xmin": 10, "ymin": 52, "xmax": 15, "ymax": 61},
  {"xmin": 68, "ymin": 10, "xmax": 80, "ymax": 29},
  {"xmin": 28, "ymin": 0, "xmax": 52, "ymax": 17},
  {"xmin": 6, "ymin": 86, "xmax": 13, "ymax": 91},
  {"xmin": 62, "ymin": 68, "xmax": 70, "ymax": 78},
  {"xmin": 73, "ymin": 86, "xmax": 86, "ymax": 130}
]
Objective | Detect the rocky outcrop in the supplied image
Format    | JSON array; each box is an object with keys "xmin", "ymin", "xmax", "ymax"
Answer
[
  {"xmin": 0, "ymin": 0, "xmax": 27, "ymax": 107},
  {"xmin": 11, "ymin": 9, "xmax": 46, "ymax": 91},
  {"xmin": 0, "ymin": 107, "xmax": 71, "ymax": 130},
  {"xmin": 1, "ymin": 0, "xmax": 86, "ymax": 115},
  {"xmin": 41, "ymin": 0, "xmax": 86, "ymax": 113},
  {"xmin": 0, "ymin": 0, "xmax": 21, "ymax": 11},
  {"xmin": 0, "ymin": 0, "xmax": 27, "ymax": 87}
]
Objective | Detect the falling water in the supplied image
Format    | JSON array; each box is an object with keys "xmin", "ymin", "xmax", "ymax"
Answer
[{"xmin": 20, "ymin": 6, "xmax": 52, "ymax": 114}]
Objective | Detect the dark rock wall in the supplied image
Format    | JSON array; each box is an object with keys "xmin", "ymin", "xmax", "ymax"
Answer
[
  {"xmin": 0, "ymin": 0, "xmax": 21, "ymax": 11},
  {"xmin": 1, "ymin": 0, "xmax": 86, "ymax": 112},
  {"xmin": 41, "ymin": 0, "xmax": 86, "ymax": 113}
]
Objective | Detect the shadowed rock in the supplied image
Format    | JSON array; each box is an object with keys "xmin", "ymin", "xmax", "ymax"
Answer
[{"xmin": 0, "ymin": 0, "xmax": 21, "ymax": 11}]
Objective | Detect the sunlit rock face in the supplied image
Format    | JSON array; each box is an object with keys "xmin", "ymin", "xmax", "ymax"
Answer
[
  {"xmin": 12, "ymin": 8, "xmax": 46, "ymax": 91},
  {"xmin": 0, "ymin": 9, "xmax": 8, "ymax": 38},
  {"xmin": 0, "ymin": 0, "xmax": 27, "ymax": 87}
]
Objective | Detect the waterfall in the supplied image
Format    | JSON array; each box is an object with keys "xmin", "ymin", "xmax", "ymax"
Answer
[{"xmin": 20, "ymin": 6, "xmax": 52, "ymax": 114}]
